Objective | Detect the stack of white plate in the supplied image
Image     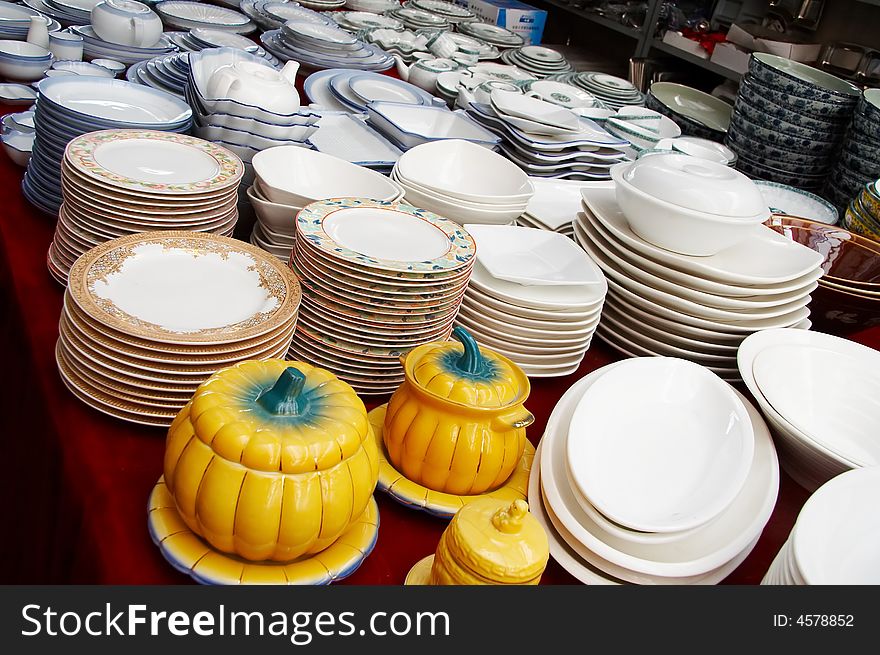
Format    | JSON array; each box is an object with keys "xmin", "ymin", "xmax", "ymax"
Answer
[
  {"xmin": 465, "ymin": 91, "xmax": 630, "ymax": 181},
  {"xmin": 331, "ymin": 10, "xmax": 404, "ymax": 33},
  {"xmin": 391, "ymin": 138, "xmax": 533, "ymax": 225},
  {"xmin": 546, "ymin": 72, "xmax": 646, "ymax": 111},
  {"xmin": 48, "ymin": 129, "xmax": 242, "ymax": 284},
  {"xmin": 21, "ymin": 0, "xmax": 88, "ymax": 26},
  {"xmin": 186, "ymin": 48, "xmax": 320, "ymax": 164},
  {"xmin": 126, "ymin": 52, "xmax": 190, "ymax": 98},
  {"xmin": 287, "ymin": 197, "xmax": 476, "ymax": 395},
  {"xmin": 24, "ymin": 75, "xmax": 192, "ymax": 215},
  {"xmin": 403, "ymin": 0, "xmax": 475, "ymax": 24},
  {"xmin": 249, "ymin": 144, "xmax": 404, "ymax": 259},
  {"xmin": 456, "ymin": 21, "xmax": 524, "ymax": 49},
  {"xmin": 762, "ymin": 467, "xmax": 880, "ymax": 585},
  {"xmin": 303, "ymin": 68, "xmax": 440, "ymax": 114},
  {"xmin": 516, "ymin": 177, "xmax": 593, "ymax": 237},
  {"xmin": 240, "ymin": 0, "xmax": 332, "ymax": 32},
  {"xmin": 499, "ymin": 45, "xmax": 572, "ymax": 79},
  {"xmin": 164, "ymin": 27, "xmax": 280, "ymax": 64},
  {"xmin": 738, "ymin": 328, "xmax": 880, "ymax": 491},
  {"xmin": 385, "ymin": 6, "xmax": 451, "ymax": 31},
  {"xmin": 56, "ymin": 231, "xmax": 301, "ymax": 427},
  {"xmin": 307, "ymin": 111, "xmax": 403, "ymax": 173},
  {"xmin": 530, "ymin": 357, "xmax": 780, "ymax": 584},
  {"xmin": 154, "ymin": 1, "xmax": 256, "ymax": 33},
  {"xmin": 0, "ymin": 1, "xmax": 62, "ymax": 38},
  {"xmin": 457, "ymin": 224, "xmax": 607, "ymax": 377},
  {"xmin": 576, "ymin": 184, "xmax": 825, "ymax": 382},
  {"xmin": 261, "ymin": 18, "xmax": 394, "ymax": 71},
  {"xmin": 70, "ymin": 25, "xmax": 178, "ymax": 64}
]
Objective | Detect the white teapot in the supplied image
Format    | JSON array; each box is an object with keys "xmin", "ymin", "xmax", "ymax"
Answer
[
  {"xmin": 394, "ymin": 55, "xmax": 459, "ymax": 92},
  {"xmin": 206, "ymin": 60, "xmax": 301, "ymax": 114}
]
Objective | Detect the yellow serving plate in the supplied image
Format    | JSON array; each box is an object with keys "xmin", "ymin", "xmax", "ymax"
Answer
[
  {"xmin": 369, "ymin": 404, "xmax": 534, "ymax": 519},
  {"xmin": 148, "ymin": 477, "xmax": 379, "ymax": 585}
]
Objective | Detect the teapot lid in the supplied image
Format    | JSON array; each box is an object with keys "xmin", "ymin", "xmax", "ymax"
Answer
[
  {"xmin": 405, "ymin": 327, "xmax": 529, "ymax": 408},
  {"xmin": 442, "ymin": 499, "xmax": 549, "ymax": 583}
]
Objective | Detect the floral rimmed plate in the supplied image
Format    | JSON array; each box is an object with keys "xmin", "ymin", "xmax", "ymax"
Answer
[
  {"xmin": 369, "ymin": 404, "xmax": 534, "ymax": 518},
  {"xmin": 149, "ymin": 478, "xmax": 380, "ymax": 585},
  {"xmin": 64, "ymin": 130, "xmax": 245, "ymax": 195},
  {"xmin": 296, "ymin": 197, "xmax": 476, "ymax": 274},
  {"xmin": 68, "ymin": 231, "xmax": 301, "ymax": 345}
]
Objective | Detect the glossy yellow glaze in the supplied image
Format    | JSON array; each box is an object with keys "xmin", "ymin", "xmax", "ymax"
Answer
[
  {"xmin": 163, "ymin": 360, "xmax": 379, "ymax": 563},
  {"xmin": 383, "ymin": 329, "xmax": 534, "ymax": 495},
  {"xmin": 427, "ymin": 499, "xmax": 549, "ymax": 585}
]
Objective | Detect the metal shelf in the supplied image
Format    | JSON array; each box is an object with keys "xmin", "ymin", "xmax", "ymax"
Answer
[
  {"xmin": 650, "ymin": 39, "xmax": 744, "ymax": 82},
  {"xmin": 539, "ymin": 0, "xmax": 643, "ymax": 39}
]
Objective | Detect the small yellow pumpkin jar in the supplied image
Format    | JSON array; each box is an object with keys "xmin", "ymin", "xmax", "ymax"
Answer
[
  {"xmin": 384, "ymin": 327, "xmax": 534, "ymax": 496},
  {"xmin": 407, "ymin": 499, "xmax": 549, "ymax": 585},
  {"xmin": 163, "ymin": 359, "xmax": 379, "ymax": 563}
]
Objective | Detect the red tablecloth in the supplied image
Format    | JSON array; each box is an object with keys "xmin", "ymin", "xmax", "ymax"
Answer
[{"xmin": 1, "ymin": 108, "xmax": 875, "ymax": 585}]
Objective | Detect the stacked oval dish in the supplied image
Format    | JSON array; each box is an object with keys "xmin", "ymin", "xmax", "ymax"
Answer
[
  {"xmin": 762, "ymin": 467, "xmax": 880, "ymax": 585},
  {"xmin": 646, "ymin": 82, "xmax": 732, "ymax": 142},
  {"xmin": 529, "ymin": 357, "xmax": 779, "ymax": 584},
  {"xmin": 56, "ymin": 231, "xmax": 301, "ymax": 427},
  {"xmin": 391, "ymin": 138, "xmax": 534, "ymax": 225},
  {"xmin": 576, "ymin": 156, "xmax": 825, "ymax": 381},
  {"xmin": 250, "ymin": 145, "xmax": 404, "ymax": 260},
  {"xmin": 738, "ymin": 328, "xmax": 880, "ymax": 492},
  {"xmin": 286, "ymin": 197, "xmax": 476, "ymax": 395},
  {"xmin": 456, "ymin": 224, "xmax": 607, "ymax": 377},
  {"xmin": 49, "ymin": 130, "xmax": 243, "ymax": 285}
]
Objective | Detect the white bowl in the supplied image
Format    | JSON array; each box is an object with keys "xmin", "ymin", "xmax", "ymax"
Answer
[
  {"xmin": 198, "ymin": 110, "xmax": 319, "ymax": 141},
  {"xmin": 392, "ymin": 168, "xmax": 526, "ymax": 210},
  {"xmin": 1, "ymin": 130, "xmax": 32, "ymax": 166},
  {"xmin": 247, "ymin": 183, "xmax": 301, "ymax": 234},
  {"xmin": 396, "ymin": 138, "xmax": 533, "ymax": 204},
  {"xmin": 0, "ymin": 40, "xmax": 53, "ymax": 81},
  {"xmin": 566, "ymin": 357, "xmax": 755, "ymax": 534},
  {"xmin": 397, "ymin": 178, "xmax": 524, "ymax": 225},
  {"xmin": 252, "ymin": 145, "xmax": 404, "ymax": 206},
  {"xmin": 194, "ymin": 124, "xmax": 314, "ymax": 151},
  {"xmin": 610, "ymin": 163, "xmax": 767, "ymax": 257}
]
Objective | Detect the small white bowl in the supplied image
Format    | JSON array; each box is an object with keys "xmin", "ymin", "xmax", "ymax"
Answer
[
  {"xmin": 92, "ymin": 58, "xmax": 126, "ymax": 75},
  {"xmin": 2, "ymin": 130, "xmax": 33, "ymax": 166},
  {"xmin": 0, "ymin": 40, "xmax": 53, "ymax": 81},
  {"xmin": 396, "ymin": 178, "xmax": 525, "ymax": 225},
  {"xmin": 610, "ymin": 162, "xmax": 768, "ymax": 257},
  {"xmin": 252, "ymin": 145, "xmax": 404, "ymax": 206},
  {"xmin": 247, "ymin": 183, "xmax": 301, "ymax": 235}
]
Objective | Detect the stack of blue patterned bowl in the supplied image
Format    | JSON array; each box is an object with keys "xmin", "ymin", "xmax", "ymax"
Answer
[
  {"xmin": 825, "ymin": 89, "xmax": 880, "ymax": 214},
  {"xmin": 725, "ymin": 53, "xmax": 860, "ymax": 195}
]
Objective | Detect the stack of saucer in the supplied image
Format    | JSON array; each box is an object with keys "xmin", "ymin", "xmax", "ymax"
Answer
[
  {"xmin": 456, "ymin": 224, "xmax": 606, "ymax": 377},
  {"xmin": 56, "ymin": 231, "xmax": 301, "ymax": 427},
  {"xmin": 240, "ymin": 0, "xmax": 333, "ymax": 32},
  {"xmin": 126, "ymin": 52, "xmax": 191, "ymax": 98},
  {"xmin": 331, "ymin": 10, "xmax": 404, "ymax": 33},
  {"xmin": 287, "ymin": 197, "xmax": 475, "ymax": 395},
  {"xmin": 48, "ymin": 130, "xmax": 243, "ymax": 285},
  {"xmin": 70, "ymin": 25, "xmax": 178, "ymax": 65},
  {"xmin": 456, "ymin": 21, "xmax": 524, "ymax": 49},
  {"xmin": 499, "ymin": 45, "xmax": 572, "ymax": 79},
  {"xmin": 164, "ymin": 27, "xmax": 280, "ymax": 65},
  {"xmin": 403, "ymin": 0, "xmax": 476, "ymax": 24},
  {"xmin": 385, "ymin": 6, "xmax": 451, "ymax": 31},
  {"xmin": 577, "ymin": 184, "xmax": 824, "ymax": 382},
  {"xmin": 546, "ymin": 72, "xmax": 645, "ymax": 110}
]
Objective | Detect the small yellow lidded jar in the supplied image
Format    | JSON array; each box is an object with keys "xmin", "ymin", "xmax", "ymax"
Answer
[
  {"xmin": 407, "ymin": 498, "xmax": 550, "ymax": 585},
  {"xmin": 163, "ymin": 359, "xmax": 379, "ymax": 563},
  {"xmin": 384, "ymin": 327, "xmax": 534, "ymax": 496}
]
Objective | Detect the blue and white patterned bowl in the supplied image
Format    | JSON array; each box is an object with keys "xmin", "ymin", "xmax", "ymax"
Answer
[
  {"xmin": 748, "ymin": 53, "xmax": 861, "ymax": 104},
  {"xmin": 728, "ymin": 114, "xmax": 839, "ymax": 156},
  {"xmin": 733, "ymin": 94, "xmax": 846, "ymax": 142},
  {"xmin": 737, "ymin": 78, "xmax": 851, "ymax": 132},
  {"xmin": 738, "ymin": 71, "xmax": 857, "ymax": 121},
  {"xmin": 726, "ymin": 126, "xmax": 834, "ymax": 168}
]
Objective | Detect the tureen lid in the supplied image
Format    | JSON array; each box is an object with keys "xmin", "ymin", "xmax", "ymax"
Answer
[{"xmin": 621, "ymin": 153, "xmax": 769, "ymax": 219}]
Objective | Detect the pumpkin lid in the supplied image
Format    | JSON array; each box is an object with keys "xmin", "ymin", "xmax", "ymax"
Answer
[
  {"xmin": 404, "ymin": 327, "xmax": 530, "ymax": 408},
  {"xmin": 186, "ymin": 359, "xmax": 370, "ymax": 475},
  {"xmin": 443, "ymin": 498, "xmax": 549, "ymax": 583}
]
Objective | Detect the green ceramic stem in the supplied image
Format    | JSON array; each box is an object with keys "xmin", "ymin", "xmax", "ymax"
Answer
[
  {"xmin": 257, "ymin": 367, "xmax": 307, "ymax": 416},
  {"xmin": 453, "ymin": 326, "xmax": 486, "ymax": 375}
]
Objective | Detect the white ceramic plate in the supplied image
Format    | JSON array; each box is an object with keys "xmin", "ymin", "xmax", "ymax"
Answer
[
  {"xmin": 490, "ymin": 89, "xmax": 580, "ymax": 130},
  {"xmin": 469, "ymin": 259, "xmax": 606, "ymax": 310},
  {"xmin": 525, "ymin": 178, "xmax": 596, "ymax": 229}
]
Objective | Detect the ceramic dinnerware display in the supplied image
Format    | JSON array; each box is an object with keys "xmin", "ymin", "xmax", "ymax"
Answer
[
  {"xmin": 24, "ymin": 74, "xmax": 193, "ymax": 215},
  {"xmin": 765, "ymin": 215, "xmax": 880, "ymax": 335},
  {"xmin": 391, "ymin": 138, "xmax": 532, "ymax": 224},
  {"xmin": 456, "ymin": 224, "xmax": 607, "ymax": 377},
  {"xmin": 726, "ymin": 53, "xmax": 859, "ymax": 193},
  {"xmin": 56, "ymin": 231, "xmax": 302, "ymax": 427},
  {"xmin": 286, "ymin": 197, "xmax": 475, "ymax": 395},
  {"xmin": 738, "ymin": 327, "xmax": 880, "ymax": 491},
  {"xmin": 761, "ymin": 467, "xmax": 880, "ymax": 585},
  {"xmin": 577, "ymin": 184, "xmax": 823, "ymax": 381},
  {"xmin": 48, "ymin": 129, "xmax": 243, "ymax": 284},
  {"xmin": 529, "ymin": 358, "xmax": 779, "ymax": 584},
  {"xmin": 464, "ymin": 90, "xmax": 630, "ymax": 181},
  {"xmin": 646, "ymin": 82, "xmax": 731, "ymax": 142}
]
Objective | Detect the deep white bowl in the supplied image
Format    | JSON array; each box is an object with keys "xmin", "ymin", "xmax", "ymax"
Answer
[
  {"xmin": 252, "ymin": 145, "xmax": 404, "ymax": 206},
  {"xmin": 247, "ymin": 183, "xmax": 301, "ymax": 235},
  {"xmin": 396, "ymin": 138, "xmax": 533, "ymax": 205},
  {"xmin": 610, "ymin": 163, "xmax": 767, "ymax": 257},
  {"xmin": 397, "ymin": 178, "xmax": 525, "ymax": 225},
  {"xmin": 0, "ymin": 40, "xmax": 52, "ymax": 81}
]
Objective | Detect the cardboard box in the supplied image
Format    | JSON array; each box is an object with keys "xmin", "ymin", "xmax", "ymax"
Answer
[
  {"xmin": 726, "ymin": 22, "xmax": 821, "ymax": 63},
  {"xmin": 661, "ymin": 31, "xmax": 710, "ymax": 59},
  {"xmin": 454, "ymin": 0, "xmax": 547, "ymax": 45},
  {"xmin": 710, "ymin": 41, "xmax": 751, "ymax": 75}
]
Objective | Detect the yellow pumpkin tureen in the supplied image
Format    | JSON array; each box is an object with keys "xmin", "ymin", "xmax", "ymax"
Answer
[
  {"xmin": 384, "ymin": 327, "xmax": 534, "ymax": 496},
  {"xmin": 406, "ymin": 499, "xmax": 550, "ymax": 585},
  {"xmin": 163, "ymin": 359, "xmax": 379, "ymax": 563}
]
